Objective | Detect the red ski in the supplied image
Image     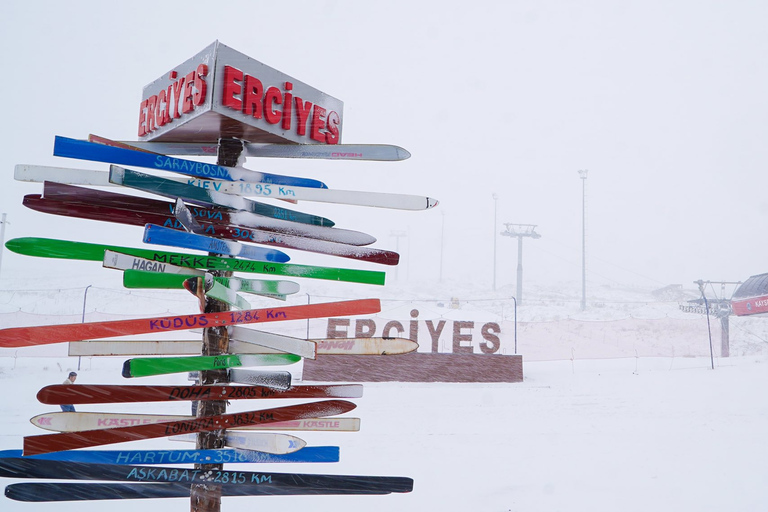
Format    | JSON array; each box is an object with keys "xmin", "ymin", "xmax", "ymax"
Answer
[
  {"xmin": 24, "ymin": 399, "xmax": 355, "ymax": 456},
  {"xmin": 37, "ymin": 384, "xmax": 364, "ymax": 405},
  {"xmin": 0, "ymin": 299, "xmax": 380, "ymax": 348}
]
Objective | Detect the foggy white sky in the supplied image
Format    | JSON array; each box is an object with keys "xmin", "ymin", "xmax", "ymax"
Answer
[{"xmin": 1, "ymin": 1, "xmax": 766, "ymax": 294}]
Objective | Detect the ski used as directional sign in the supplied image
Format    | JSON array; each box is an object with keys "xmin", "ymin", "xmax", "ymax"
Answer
[
  {"xmin": 30, "ymin": 412, "xmax": 359, "ymax": 433},
  {"xmin": 0, "ymin": 458, "xmax": 413, "ymax": 492},
  {"xmin": 0, "ymin": 298, "xmax": 381, "ymax": 347},
  {"xmin": 4, "ymin": 482, "xmax": 392, "ymax": 501},
  {"xmin": 98, "ymin": 136, "xmax": 411, "ymax": 161},
  {"xmin": 169, "ymin": 431, "xmax": 306, "ymax": 454},
  {"xmin": 14, "ymin": 164, "xmax": 113, "ymax": 186},
  {"xmin": 26, "ymin": 194, "xmax": 397, "ymax": 264},
  {"xmin": 0, "ymin": 447, "xmax": 339, "ymax": 464},
  {"xmin": 229, "ymin": 326, "xmax": 317, "ymax": 359},
  {"xmin": 121, "ymin": 353, "xmax": 301, "ymax": 378},
  {"xmin": 109, "ymin": 165, "xmax": 335, "ymax": 226},
  {"xmin": 23, "ymin": 400, "xmax": 356, "ymax": 455},
  {"xmin": 37, "ymin": 384, "xmax": 363, "ymax": 405},
  {"xmin": 167, "ymin": 176, "xmax": 438, "ymax": 211},
  {"xmin": 182, "ymin": 275, "xmax": 274, "ymax": 308},
  {"xmin": 312, "ymin": 337, "xmax": 420, "ymax": 355},
  {"xmin": 113, "ymin": 255, "xmax": 299, "ymax": 302},
  {"xmin": 225, "ymin": 368, "xmax": 292, "ymax": 389},
  {"xmin": 172, "ymin": 197, "xmax": 205, "ymax": 233},
  {"xmin": 29, "ymin": 180, "xmax": 377, "ymax": 245},
  {"xmin": 18, "ymin": 163, "xmax": 430, "ymax": 209},
  {"xmin": 143, "ymin": 223, "xmax": 290, "ymax": 263},
  {"xmin": 67, "ymin": 337, "xmax": 418, "ymax": 357},
  {"xmin": 54, "ymin": 135, "xmax": 329, "ymax": 188},
  {"xmin": 6, "ymin": 238, "xmax": 386, "ymax": 284}
]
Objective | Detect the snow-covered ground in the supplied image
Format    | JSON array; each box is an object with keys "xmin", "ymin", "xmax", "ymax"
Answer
[{"xmin": 1, "ymin": 277, "xmax": 768, "ymax": 511}]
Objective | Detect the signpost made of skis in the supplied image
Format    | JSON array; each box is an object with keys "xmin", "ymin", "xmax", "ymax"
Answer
[{"xmin": 1, "ymin": 40, "xmax": 433, "ymax": 511}]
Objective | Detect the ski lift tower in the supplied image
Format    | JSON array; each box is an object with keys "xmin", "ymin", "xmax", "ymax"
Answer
[{"xmin": 501, "ymin": 223, "xmax": 541, "ymax": 306}]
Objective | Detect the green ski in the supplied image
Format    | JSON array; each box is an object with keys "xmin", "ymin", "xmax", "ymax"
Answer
[
  {"xmin": 123, "ymin": 269, "xmax": 297, "ymax": 297},
  {"xmin": 122, "ymin": 353, "xmax": 301, "ymax": 378},
  {"xmin": 6, "ymin": 238, "xmax": 386, "ymax": 285}
]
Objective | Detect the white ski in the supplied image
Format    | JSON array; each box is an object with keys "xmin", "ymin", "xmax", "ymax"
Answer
[
  {"xmin": 229, "ymin": 326, "xmax": 317, "ymax": 360},
  {"xmin": 103, "ymin": 250, "xmax": 205, "ymax": 276},
  {"xmin": 68, "ymin": 337, "xmax": 417, "ymax": 357},
  {"xmin": 14, "ymin": 164, "xmax": 113, "ymax": 187},
  {"xmin": 169, "ymin": 432, "xmax": 306, "ymax": 455},
  {"xmin": 166, "ymin": 176, "xmax": 438, "ymax": 211}
]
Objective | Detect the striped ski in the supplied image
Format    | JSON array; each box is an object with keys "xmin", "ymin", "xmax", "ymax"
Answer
[
  {"xmin": 54, "ymin": 135, "xmax": 328, "ymax": 188},
  {"xmin": 30, "ymin": 412, "xmax": 359, "ymax": 433},
  {"xmin": 6, "ymin": 238, "xmax": 386, "ymax": 285},
  {"xmin": 0, "ymin": 447, "xmax": 339, "ymax": 465},
  {"xmin": 110, "ymin": 165, "xmax": 334, "ymax": 226},
  {"xmin": 23, "ymin": 400, "xmax": 356, "ymax": 455},
  {"xmin": 0, "ymin": 298, "xmax": 381, "ymax": 347},
  {"xmin": 143, "ymin": 223, "xmax": 290, "ymax": 263},
  {"xmin": 97, "ymin": 136, "xmax": 411, "ymax": 161},
  {"xmin": 122, "ymin": 353, "xmax": 301, "ymax": 378},
  {"xmin": 37, "ymin": 384, "xmax": 363, "ymax": 405}
]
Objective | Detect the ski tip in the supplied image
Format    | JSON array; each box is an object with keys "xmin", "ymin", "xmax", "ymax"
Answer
[
  {"xmin": 266, "ymin": 250, "xmax": 291, "ymax": 263},
  {"xmin": 121, "ymin": 360, "xmax": 133, "ymax": 379},
  {"xmin": 396, "ymin": 147, "xmax": 412, "ymax": 160}
]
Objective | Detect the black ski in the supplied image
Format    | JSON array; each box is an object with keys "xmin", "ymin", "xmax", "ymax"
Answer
[
  {"xmin": 4, "ymin": 482, "xmax": 391, "ymax": 501},
  {"xmin": 0, "ymin": 458, "xmax": 413, "ymax": 494}
]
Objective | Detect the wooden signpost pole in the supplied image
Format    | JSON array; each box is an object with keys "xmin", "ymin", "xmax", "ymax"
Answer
[{"xmin": 191, "ymin": 139, "xmax": 243, "ymax": 512}]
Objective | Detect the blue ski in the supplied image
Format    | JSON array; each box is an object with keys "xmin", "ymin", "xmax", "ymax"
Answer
[
  {"xmin": 0, "ymin": 448, "xmax": 339, "ymax": 464},
  {"xmin": 143, "ymin": 224, "xmax": 290, "ymax": 262},
  {"xmin": 53, "ymin": 136, "xmax": 328, "ymax": 189}
]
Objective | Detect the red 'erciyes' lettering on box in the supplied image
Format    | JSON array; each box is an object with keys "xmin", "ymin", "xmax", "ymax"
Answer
[
  {"xmin": 138, "ymin": 65, "xmax": 209, "ymax": 137},
  {"xmin": 220, "ymin": 66, "xmax": 340, "ymax": 145}
]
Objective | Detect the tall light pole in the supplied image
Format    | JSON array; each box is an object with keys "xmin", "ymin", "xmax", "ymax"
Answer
[
  {"xmin": 501, "ymin": 224, "xmax": 541, "ymax": 306},
  {"xmin": 492, "ymin": 193, "xmax": 499, "ymax": 290},
  {"xmin": 578, "ymin": 170, "xmax": 588, "ymax": 311}
]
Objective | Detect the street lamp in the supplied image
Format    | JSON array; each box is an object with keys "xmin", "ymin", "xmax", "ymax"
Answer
[{"xmin": 578, "ymin": 170, "xmax": 588, "ymax": 310}]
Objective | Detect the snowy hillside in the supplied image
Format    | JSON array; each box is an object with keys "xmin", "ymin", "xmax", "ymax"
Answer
[{"xmin": 1, "ymin": 275, "xmax": 768, "ymax": 510}]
